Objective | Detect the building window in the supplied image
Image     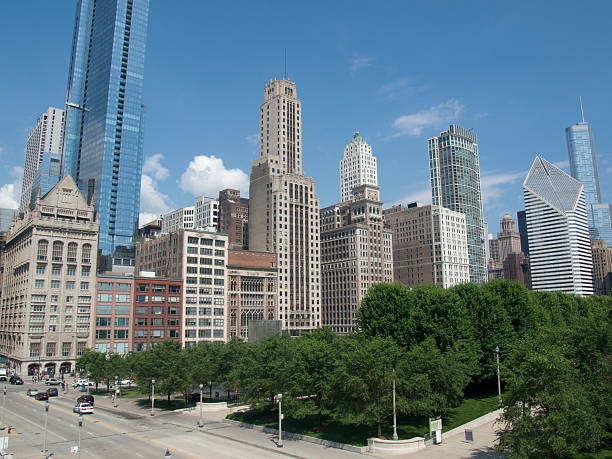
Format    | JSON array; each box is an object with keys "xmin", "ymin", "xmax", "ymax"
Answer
[
  {"xmin": 67, "ymin": 243, "xmax": 78, "ymax": 262},
  {"xmin": 35, "ymin": 279, "xmax": 45, "ymax": 289},
  {"xmin": 115, "ymin": 317, "xmax": 129, "ymax": 327},
  {"xmin": 115, "ymin": 305, "xmax": 130, "ymax": 315},
  {"xmin": 30, "ymin": 343, "xmax": 41, "ymax": 358},
  {"xmin": 46, "ymin": 343, "xmax": 56, "ymax": 357},
  {"xmin": 82, "ymin": 244, "xmax": 91, "ymax": 264},
  {"xmin": 152, "ymin": 306, "xmax": 164, "ymax": 315},
  {"xmin": 114, "ymin": 330, "xmax": 128, "ymax": 339},
  {"xmin": 95, "ymin": 330, "xmax": 110, "ymax": 339},
  {"xmin": 62, "ymin": 342, "xmax": 71, "ymax": 357},
  {"xmin": 52, "ymin": 265, "xmax": 62, "ymax": 276},
  {"xmin": 52, "ymin": 241, "xmax": 63, "ymax": 261},
  {"xmin": 135, "ymin": 306, "xmax": 147, "ymax": 314},
  {"xmin": 37, "ymin": 240, "xmax": 48, "ymax": 260},
  {"xmin": 115, "ymin": 294, "xmax": 131, "ymax": 303}
]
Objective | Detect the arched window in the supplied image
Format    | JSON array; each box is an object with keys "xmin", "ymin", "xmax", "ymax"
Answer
[
  {"xmin": 82, "ymin": 244, "xmax": 91, "ymax": 264},
  {"xmin": 67, "ymin": 243, "xmax": 78, "ymax": 262},
  {"xmin": 230, "ymin": 310, "xmax": 236, "ymax": 327},
  {"xmin": 37, "ymin": 240, "xmax": 48, "ymax": 260},
  {"xmin": 52, "ymin": 241, "xmax": 63, "ymax": 261}
]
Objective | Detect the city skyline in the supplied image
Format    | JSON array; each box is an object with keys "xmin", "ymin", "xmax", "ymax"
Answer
[{"xmin": 1, "ymin": 1, "xmax": 611, "ymax": 236}]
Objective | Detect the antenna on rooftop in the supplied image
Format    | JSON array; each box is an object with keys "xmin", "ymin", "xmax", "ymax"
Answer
[
  {"xmin": 579, "ymin": 96, "xmax": 585, "ymax": 123},
  {"xmin": 284, "ymin": 48, "xmax": 287, "ymax": 80}
]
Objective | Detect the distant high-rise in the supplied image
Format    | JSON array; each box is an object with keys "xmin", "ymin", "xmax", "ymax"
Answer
[
  {"xmin": 516, "ymin": 210, "xmax": 530, "ymax": 257},
  {"xmin": 566, "ymin": 98, "xmax": 612, "ymax": 246},
  {"xmin": 161, "ymin": 206, "xmax": 194, "ymax": 234},
  {"xmin": 428, "ymin": 125, "xmax": 487, "ymax": 283},
  {"xmin": 30, "ymin": 152, "xmax": 62, "ymax": 204},
  {"xmin": 62, "ymin": 0, "xmax": 150, "ymax": 256},
  {"xmin": 20, "ymin": 107, "xmax": 65, "ymax": 211},
  {"xmin": 249, "ymin": 79, "xmax": 321, "ymax": 335},
  {"xmin": 217, "ymin": 189, "xmax": 249, "ymax": 249},
  {"xmin": 339, "ymin": 132, "xmax": 378, "ymax": 203},
  {"xmin": 523, "ymin": 157, "xmax": 593, "ymax": 296}
]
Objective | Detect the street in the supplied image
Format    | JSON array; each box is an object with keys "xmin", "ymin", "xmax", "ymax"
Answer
[{"xmin": 0, "ymin": 381, "xmax": 364, "ymax": 458}]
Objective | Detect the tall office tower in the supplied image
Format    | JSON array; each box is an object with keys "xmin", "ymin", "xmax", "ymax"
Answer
[
  {"xmin": 30, "ymin": 153, "xmax": 62, "ymax": 205},
  {"xmin": 383, "ymin": 202, "xmax": 469, "ymax": 288},
  {"xmin": 0, "ymin": 174, "xmax": 98, "ymax": 375},
  {"xmin": 339, "ymin": 132, "xmax": 378, "ymax": 203},
  {"xmin": 218, "ymin": 189, "xmax": 249, "ymax": 249},
  {"xmin": 161, "ymin": 206, "xmax": 194, "ymax": 234},
  {"xmin": 320, "ymin": 185, "xmax": 393, "ymax": 334},
  {"xmin": 428, "ymin": 125, "xmax": 487, "ymax": 283},
  {"xmin": 516, "ymin": 210, "xmax": 530, "ymax": 257},
  {"xmin": 523, "ymin": 157, "xmax": 593, "ymax": 296},
  {"xmin": 20, "ymin": 108, "xmax": 65, "ymax": 211},
  {"xmin": 566, "ymin": 99, "xmax": 612, "ymax": 246},
  {"xmin": 194, "ymin": 196, "xmax": 219, "ymax": 229},
  {"xmin": 497, "ymin": 214, "xmax": 522, "ymax": 262},
  {"xmin": 249, "ymin": 79, "xmax": 321, "ymax": 335},
  {"xmin": 62, "ymin": 0, "xmax": 150, "ymax": 256},
  {"xmin": 0, "ymin": 209, "xmax": 18, "ymax": 234},
  {"xmin": 135, "ymin": 229, "xmax": 229, "ymax": 345},
  {"xmin": 591, "ymin": 240, "xmax": 612, "ymax": 295}
]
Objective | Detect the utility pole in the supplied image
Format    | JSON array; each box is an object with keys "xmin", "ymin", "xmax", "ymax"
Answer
[
  {"xmin": 1, "ymin": 386, "xmax": 6, "ymax": 428},
  {"xmin": 495, "ymin": 345, "xmax": 502, "ymax": 404},
  {"xmin": 198, "ymin": 383, "xmax": 203, "ymax": 428},
  {"xmin": 150, "ymin": 379, "xmax": 155, "ymax": 416},
  {"xmin": 275, "ymin": 393, "xmax": 283, "ymax": 448},
  {"xmin": 77, "ymin": 414, "xmax": 83, "ymax": 459},
  {"xmin": 392, "ymin": 369, "xmax": 398, "ymax": 441},
  {"xmin": 42, "ymin": 402, "xmax": 49, "ymax": 457}
]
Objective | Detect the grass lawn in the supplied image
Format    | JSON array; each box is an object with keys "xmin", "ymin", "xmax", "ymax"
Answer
[{"xmin": 227, "ymin": 392, "xmax": 502, "ymax": 447}]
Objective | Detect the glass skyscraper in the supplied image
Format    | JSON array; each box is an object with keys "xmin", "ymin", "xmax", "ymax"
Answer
[
  {"xmin": 428, "ymin": 125, "xmax": 487, "ymax": 283},
  {"xmin": 62, "ymin": 0, "xmax": 149, "ymax": 255},
  {"xmin": 566, "ymin": 100, "xmax": 612, "ymax": 246}
]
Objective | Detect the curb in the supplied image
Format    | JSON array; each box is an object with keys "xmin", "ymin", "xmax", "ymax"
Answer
[
  {"xmin": 223, "ymin": 418, "xmax": 367, "ymax": 454},
  {"xmin": 424, "ymin": 408, "xmax": 503, "ymax": 445}
]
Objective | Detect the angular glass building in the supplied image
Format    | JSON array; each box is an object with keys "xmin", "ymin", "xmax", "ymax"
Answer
[
  {"xmin": 30, "ymin": 152, "xmax": 62, "ymax": 205},
  {"xmin": 523, "ymin": 157, "xmax": 593, "ymax": 296},
  {"xmin": 62, "ymin": 0, "xmax": 149, "ymax": 255},
  {"xmin": 566, "ymin": 100, "xmax": 612, "ymax": 246},
  {"xmin": 428, "ymin": 125, "xmax": 487, "ymax": 283}
]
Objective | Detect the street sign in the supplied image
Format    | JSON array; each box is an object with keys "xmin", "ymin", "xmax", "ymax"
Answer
[
  {"xmin": 465, "ymin": 429, "xmax": 473, "ymax": 442},
  {"xmin": 0, "ymin": 436, "xmax": 8, "ymax": 449},
  {"xmin": 429, "ymin": 418, "xmax": 442, "ymax": 432},
  {"xmin": 71, "ymin": 445, "xmax": 79, "ymax": 454}
]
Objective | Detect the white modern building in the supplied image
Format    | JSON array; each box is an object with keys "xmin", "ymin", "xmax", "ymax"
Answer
[
  {"xmin": 161, "ymin": 206, "xmax": 194, "ymax": 234},
  {"xmin": 523, "ymin": 156, "xmax": 593, "ymax": 296},
  {"xmin": 249, "ymin": 79, "xmax": 321, "ymax": 335},
  {"xmin": 20, "ymin": 107, "xmax": 65, "ymax": 211},
  {"xmin": 194, "ymin": 196, "xmax": 218, "ymax": 229},
  {"xmin": 339, "ymin": 132, "xmax": 378, "ymax": 203}
]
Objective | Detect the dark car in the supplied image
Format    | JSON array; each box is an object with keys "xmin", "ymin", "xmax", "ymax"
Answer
[
  {"xmin": 9, "ymin": 376, "xmax": 23, "ymax": 385},
  {"xmin": 47, "ymin": 388, "xmax": 58, "ymax": 397},
  {"xmin": 35, "ymin": 392, "xmax": 49, "ymax": 401},
  {"xmin": 77, "ymin": 394, "xmax": 94, "ymax": 406}
]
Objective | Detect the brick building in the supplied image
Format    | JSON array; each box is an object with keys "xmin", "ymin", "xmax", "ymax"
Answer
[{"xmin": 218, "ymin": 189, "xmax": 249, "ymax": 250}]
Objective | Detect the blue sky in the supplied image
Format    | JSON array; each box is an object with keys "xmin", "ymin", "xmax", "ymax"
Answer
[{"xmin": 1, "ymin": 1, "xmax": 611, "ymax": 234}]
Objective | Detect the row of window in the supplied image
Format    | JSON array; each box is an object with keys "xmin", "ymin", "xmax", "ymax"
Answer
[
  {"xmin": 184, "ymin": 329, "xmax": 224, "ymax": 338},
  {"xmin": 36, "ymin": 264, "xmax": 90, "ymax": 276},
  {"xmin": 35, "ymin": 280, "xmax": 91, "ymax": 290},
  {"xmin": 37, "ymin": 240, "xmax": 92, "ymax": 263},
  {"xmin": 186, "ymin": 237, "xmax": 226, "ymax": 247},
  {"xmin": 184, "ymin": 307, "xmax": 223, "ymax": 316}
]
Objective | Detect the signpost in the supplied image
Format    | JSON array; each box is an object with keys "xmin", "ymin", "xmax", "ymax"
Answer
[{"xmin": 429, "ymin": 416, "xmax": 442, "ymax": 444}]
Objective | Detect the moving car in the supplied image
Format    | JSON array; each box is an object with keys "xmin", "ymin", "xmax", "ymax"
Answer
[
  {"xmin": 35, "ymin": 392, "xmax": 49, "ymax": 401},
  {"xmin": 77, "ymin": 394, "xmax": 94, "ymax": 406},
  {"xmin": 47, "ymin": 388, "xmax": 58, "ymax": 397},
  {"xmin": 9, "ymin": 375, "xmax": 23, "ymax": 385},
  {"xmin": 73, "ymin": 403, "xmax": 94, "ymax": 414},
  {"xmin": 26, "ymin": 388, "xmax": 38, "ymax": 397},
  {"xmin": 45, "ymin": 378, "xmax": 61, "ymax": 386},
  {"xmin": 72, "ymin": 380, "xmax": 94, "ymax": 387}
]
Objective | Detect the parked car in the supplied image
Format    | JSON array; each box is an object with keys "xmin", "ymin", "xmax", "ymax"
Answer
[
  {"xmin": 26, "ymin": 388, "xmax": 38, "ymax": 397},
  {"xmin": 35, "ymin": 392, "xmax": 49, "ymax": 401},
  {"xmin": 73, "ymin": 380, "xmax": 94, "ymax": 387},
  {"xmin": 118, "ymin": 379, "xmax": 135, "ymax": 387},
  {"xmin": 77, "ymin": 394, "xmax": 94, "ymax": 406},
  {"xmin": 9, "ymin": 376, "xmax": 23, "ymax": 385},
  {"xmin": 45, "ymin": 378, "xmax": 61, "ymax": 386},
  {"xmin": 73, "ymin": 403, "xmax": 94, "ymax": 414},
  {"xmin": 47, "ymin": 388, "xmax": 58, "ymax": 397}
]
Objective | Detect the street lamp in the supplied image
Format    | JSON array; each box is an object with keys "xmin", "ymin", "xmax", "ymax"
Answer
[
  {"xmin": 198, "ymin": 383, "xmax": 203, "ymax": 427},
  {"xmin": 1, "ymin": 385, "xmax": 6, "ymax": 429},
  {"xmin": 114, "ymin": 376, "xmax": 118, "ymax": 408},
  {"xmin": 150, "ymin": 379, "xmax": 155, "ymax": 416},
  {"xmin": 495, "ymin": 346, "xmax": 502, "ymax": 404},
  {"xmin": 392, "ymin": 369, "xmax": 398, "ymax": 441},
  {"xmin": 274, "ymin": 393, "xmax": 283, "ymax": 448},
  {"xmin": 77, "ymin": 415, "xmax": 83, "ymax": 459},
  {"xmin": 43, "ymin": 401, "xmax": 50, "ymax": 457},
  {"xmin": 208, "ymin": 380, "xmax": 212, "ymax": 400}
]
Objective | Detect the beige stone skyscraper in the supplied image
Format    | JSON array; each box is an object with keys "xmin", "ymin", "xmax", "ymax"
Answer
[{"xmin": 249, "ymin": 79, "xmax": 321, "ymax": 335}]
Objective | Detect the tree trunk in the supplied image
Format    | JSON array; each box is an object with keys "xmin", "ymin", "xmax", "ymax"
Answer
[
  {"xmin": 167, "ymin": 393, "xmax": 170, "ymax": 402},
  {"xmin": 378, "ymin": 421, "xmax": 382, "ymax": 438}
]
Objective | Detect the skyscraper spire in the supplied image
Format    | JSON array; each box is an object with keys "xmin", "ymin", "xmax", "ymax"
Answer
[{"xmin": 580, "ymin": 96, "xmax": 585, "ymax": 123}]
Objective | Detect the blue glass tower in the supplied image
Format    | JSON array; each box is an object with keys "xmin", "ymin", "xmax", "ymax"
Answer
[
  {"xmin": 62, "ymin": 0, "xmax": 149, "ymax": 255},
  {"xmin": 30, "ymin": 152, "xmax": 62, "ymax": 205},
  {"xmin": 566, "ymin": 99, "xmax": 612, "ymax": 246}
]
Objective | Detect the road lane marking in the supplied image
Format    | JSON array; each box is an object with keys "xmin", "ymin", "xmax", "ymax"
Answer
[{"xmin": 3, "ymin": 406, "xmax": 69, "ymax": 441}]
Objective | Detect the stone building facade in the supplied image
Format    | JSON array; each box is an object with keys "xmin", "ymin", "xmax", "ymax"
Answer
[{"xmin": 0, "ymin": 174, "xmax": 98, "ymax": 375}]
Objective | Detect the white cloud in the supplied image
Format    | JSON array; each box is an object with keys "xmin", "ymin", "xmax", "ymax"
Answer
[
  {"xmin": 553, "ymin": 160, "xmax": 569, "ymax": 172},
  {"xmin": 473, "ymin": 112, "xmax": 489, "ymax": 120},
  {"xmin": 0, "ymin": 166, "xmax": 23, "ymax": 209},
  {"xmin": 245, "ymin": 133, "xmax": 259, "ymax": 145},
  {"xmin": 143, "ymin": 154, "xmax": 169, "ymax": 181},
  {"xmin": 392, "ymin": 99, "xmax": 465, "ymax": 137},
  {"xmin": 349, "ymin": 54, "xmax": 374, "ymax": 73},
  {"xmin": 481, "ymin": 170, "xmax": 526, "ymax": 204},
  {"xmin": 392, "ymin": 185, "xmax": 432, "ymax": 206},
  {"xmin": 179, "ymin": 155, "xmax": 249, "ymax": 197},
  {"xmin": 140, "ymin": 174, "xmax": 171, "ymax": 215},
  {"xmin": 138, "ymin": 212, "xmax": 159, "ymax": 228},
  {"xmin": 378, "ymin": 78, "xmax": 419, "ymax": 100}
]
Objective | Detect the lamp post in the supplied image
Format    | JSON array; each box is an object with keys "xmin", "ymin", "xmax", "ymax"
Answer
[
  {"xmin": 208, "ymin": 380, "xmax": 212, "ymax": 400},
  {"xmin": 392, "ymin": 369, "xmax": 398, "ymax": 441},
  {"xmin": 150, "ymin": 379, "xmax": 155, "ymax": 416},
  {"xmin": 77, "ymin": 415, "xmax": 83, "ymax": 459},
  {"xmin": 495, "ymin": 346, "xmax": 502, "ymax": 404},
  {"xmin": 198, "ymin": 383, "xmax": 203, "ymax": 427},
  {"xmin": 1, "ymin": 385, "xmax": 6, "ymax": 429},
  {"xmin": 114, "ymin": 376, "xmax": 118, "ymax": 408},
  {"xmin": 42, "ymin": 401, "xmax": 49, "ymax": 457},
  {"xmin": 275, "ymin": 393, "xmax": 283, "ymax": 448}
]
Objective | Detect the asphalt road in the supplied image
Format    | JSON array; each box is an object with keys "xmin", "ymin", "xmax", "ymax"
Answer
[{"xmin": 0, "ymin": 381, "xmax": 363, "ymax": 459}]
